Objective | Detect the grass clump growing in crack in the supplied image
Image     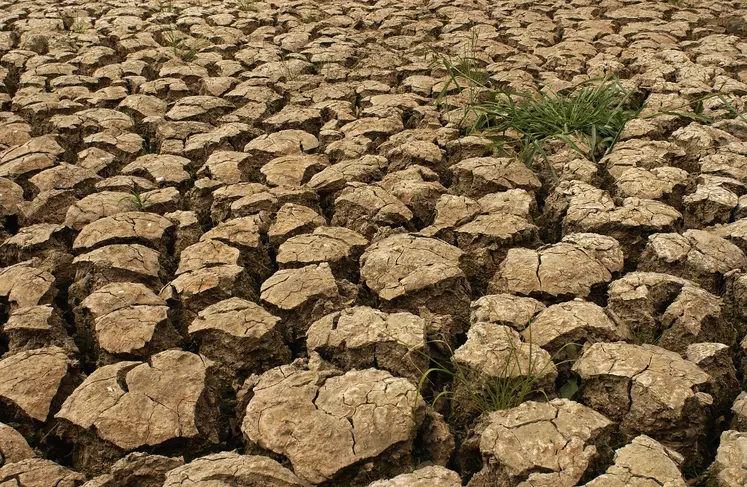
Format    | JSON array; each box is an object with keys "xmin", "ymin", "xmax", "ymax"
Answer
[
  {"xmin": 434, "ymin": 35, "xmax": 747, "ymax": 172},
  {"xmin": 154, "ymin": 0, "xmax": 177, "ymax": 13},
  {"xmin": 163, "ymin": 29, "xmax": 205, "ymax": 62},
  {"xmin": 445, "ymin": 73, "xmax": 747, "ymax": 169},
  {"xmin": 70, "ymin": 17, "xmax": 89, "ymax": 33},
  {"xmin": 127, "ymin": 189, "xmax": 148, "ymax": 211},
  {"xmin": 433, "ymin": 30, "xmax": 490, "ymax": 105},
  {"xmin": 236, "ymin": 0, "xmax": 257, "ymax": 12},
  {"xmin": 471, "ymin": 77, "xmax": 644, "ymax": 164},
  {"xmin": 414, "ymin": 325, "xmax": 575, "ymax": 420}
]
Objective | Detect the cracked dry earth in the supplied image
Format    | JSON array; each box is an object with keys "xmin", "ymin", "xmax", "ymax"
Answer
[{"xmin": 2, "ymin": 0, "xmax": 747, "ymax": 486}]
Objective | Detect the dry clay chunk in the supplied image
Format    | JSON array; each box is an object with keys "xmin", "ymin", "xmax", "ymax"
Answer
[
  {"xmin": 606, "ymin": 272, "xmax": 734, "ymax": 354},
  {"xmin": 105, "ymin": 452, "xmax": 184, "ymax": 487},
  {"xmin": 366, "ymin": 466, "xmax": 461, "ymax": 487},
  {"xmin": 163, "ymin": 452, "xmax": 308, "ymax": 487},
  {"xmin": 165, "ymin": 264, "xmax": 257, "ymax": 319},
  {"xmin": 467, "ymin": 399, "xmax": 615, "ymax": 487},
  {"xmin": 453, "ymin": 323, "xmax": 557, "ymax": 398},
  {"xmin": 64, "ymin": 192, "xmax": 141, "ymax": 231},
  {"xmin": 687, "ymin": 343, "xmax": 739, "ymax": 409},
  {"xmin": 72, "ymin": 212, "xmax": 174, "ymax": 252},
  {"xmin": 489, "ymin": 233, "xmax": 623, "ymax": 300},
  {"xmin": 450, "ymin": 157, "xmax": 541, "ymax": 198},
  {"xmin": 553, "ymin": 182, "xmax": 680, "ymax": 252},
  {"xmin": 709, "ymin": 430, "xmax": 747, "ymax": 487},
  {"xmin": 175, "ymin": 240, "xmax": 240, "ymax": 275},
  {"xmin": 638, "ymin": 230, "xmax": 747, "ymax": 294},
  {"xmin": 261, "ymin": 154, "xmax": 327, "ymax": 187},
  {"xmin": 75, "ymin": 282, "xmax": 166, "ymax": 337},
  {"xmin": 74, "ymin": 279, "xmax": 177, "ymax": 359},
  {"xmin": 276, "ymin": 226, "xmax": 368, "ymax": 277},
  {"xmin": 0, "ymin": 422, "xmax": 35, "ymax": 467},
  {"xmin": 683, "ymin": 175, "xmax": 740, "ymax": 228},
  {"xmin": 92, "ymin": 302, "xmax": 175, "ymax": 358},
  {"xmin": 267, "ymin": 204, "xmax": 325, "ymax": 247},
  {"xmin": 470, "ymin": 294, "xmax": 546, "ymax": 330},
  {"xmin": 613, "ymin": 166, "xmax": 688, "ymax": 202},
  {"xmin": 581, "ymin": 435, "xmax": 686, "ymax": 487},
  {"xmin": 0, "ymin": 178, "xmax": 23, "ymax": 221},
  {"xmin": 426, "ymin": 194, "xmax": 483, "ymax": 235},
  {"xmin": 199, "ymin": 215, "xmax": 270, "ymax": 277},
  {"xmin": 0, "ymin": 458, "xmax": 85, "ymax": 487},
  {"xmin": 528, "ymin": 301, "xmax": 630, "ymax": 359},
  {"xmin": 0, "ymin": 347, "xmax": 73, "ymax": 422},
  {"xmin": 0, "ymin": 135, "xmax": 63, "ymax": 180},
  {"xmin": 572, "ymin": 343, "xmax": 712, "ymax": 457},
  {"xmin": 307, "ymin": 306, "xmax": 427, "ymax": 380},
  {"xmin": 360, "ymin": 234, "xmax": 471, "ymax": 330},
  {"xmin": 306, "ymin": 155, "xmax": 388, "ymax": 193},
  {"xmin": 56, "ymin": 350, "xmax": 217, "ymax": 452},
  {"xmin": 3, "ymin": 305, "xmax": 70, "ymax": 353},
  {"xmin": 188, "ymin": 298, "xmax": 290, "ymax": 376},
  {"xmin": 260, "ymin": 263, "xmax": 342, "ymax": 339},
  {"xmin": 331, "ymin": 184, "xmax": 413, "ymax": 238},
  {"xmin": 72, "ymin": 244, "xmax": 162, "ymax": 288},
  {"xmin": 0, "ymin": 262, "xmax": 55, "ymax": 310},
  {"xmin": 0, "ymin": 223, "xmax": 71, "ymax": 264},
  {"xmin": 242, "ymin": 363, "xmax": 426, "ymax": 485},
  {"xmin": 709, "ymin": 218, "xmax": 747, "ymax": 254}
]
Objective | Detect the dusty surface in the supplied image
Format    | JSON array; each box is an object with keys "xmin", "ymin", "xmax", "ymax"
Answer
[{"xmin": 0, "ymin": 0, "xmax": 746, "ymax": 485}]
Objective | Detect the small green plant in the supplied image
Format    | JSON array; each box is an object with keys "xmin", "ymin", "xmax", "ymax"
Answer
[
  {"xmin": 236, "ymin": 0, "xmax": 257, "ymax": 11},
  {"xmin": 127, "ymin": 189, "xmax": 148, "ymax": 210},
  {"xmin": 154, "ymin": 0, "xmax": 176, "ymax": 13},
  {"xmin": 278, "ymin": 54, "xmax": 296, "ymax": 81},
  {"xmin": 433, "ymin": 30, "xmax": 747, "ymax": 173},
  {"xmin": 440, "ymin": 68, "xmax": 746, "ymax": 175},
  {"xmin": 70, "ymin": 17, "xmax": 89, "ymax": 33},
  {"xmin": 163, "ymin": 29, "xmax": 203, "ymax": 62},
  {"xmin": 301, "ymin": 11, "xmax": 324, "ymax": 23},
  {"xmin": 434, "ymin": 30, "xmax": 490, "ymax": 101},
  {"xmin": 629, "ymin": 324, "xmax": 666, "ymax": 346},
  {"xmin": 471, "ymin": 77, "xmax": 644, "ymax": 165},
  {"xmin": 414, "ymin": 325, "xmax": 574, "ymax": 419}
]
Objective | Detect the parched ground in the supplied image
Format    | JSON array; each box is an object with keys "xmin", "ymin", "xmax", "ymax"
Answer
[{"xmin": 1, "ymin": 0, "xmax": 747, "ymax": 486}]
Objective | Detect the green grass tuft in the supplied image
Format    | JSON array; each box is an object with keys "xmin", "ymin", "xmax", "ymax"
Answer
[
  {"xmin": 163, "ymin": 29, "xmax": 203, "ymax": 62},
  {"xmin": 433, "ymin": 33, "xmax": 747, "ymax": 173},
  {"xmin": 471, "ymin": 77, "xmax": 644, "ymax": 164},
  {"xmin": 127, "ymin": 189, "xmax": 148, "ymax": 211},
  {"xmin": 236, "ymin": 0, "xmax": 257, "ymax": 12},
  {"xmin": 413, "ymin": 324, "xmax": 575, "ymax": 419},
  {"xmin": 70, "ymin": 17, "xmax": 89, "ymax": 33}
]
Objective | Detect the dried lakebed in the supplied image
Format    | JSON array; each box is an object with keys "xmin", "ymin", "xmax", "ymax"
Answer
[{"xmin": 1, "ymin": 0, "xmax": 747, "ymax": 486}]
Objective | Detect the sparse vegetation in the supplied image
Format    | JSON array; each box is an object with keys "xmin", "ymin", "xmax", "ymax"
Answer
[
  {"xmin": 236, "ymin": 0, "xmax": 257, "ymax": 12},
  {"xmin": 4, "ymin": 0, "xmax": 747, "ymax": 484},
  {"xmin": 163, "ymin": 28, "xmax": 205, "ymax": 62},
  {"xmin": 154, "ymin": 0, "xmax": 177, "ymax": 13},
  {"xmin": 472, "ymin": 77, "xmax": 644, "ymax": 164},
  {"xmin": 435, "ymin": 33, "xmax": 747, "ymax": 173},
  {"xmin": 278, "ymin": 54, "xmax": 297, "ymax": 81},
  {"xmin": 414, "ymin": 325, "xmax": 574, "ymax": 418},
  {"xmin": 127, "ymin": 189, "xmax": 148, "ymax": 210},
  {"xmin": 70, "ymin": 17, "xmax": 89, "ymax": 33},
  {"xmin": 629, "ymin": 325, "xmax": 665, "ymax": 346},
  {"xmin": 434, "ymin": 32, "xmax": 490, "ymax": 97},
  {"xmin": 301, "ymin": 11, "xmax": 324, "ymax": 23}
]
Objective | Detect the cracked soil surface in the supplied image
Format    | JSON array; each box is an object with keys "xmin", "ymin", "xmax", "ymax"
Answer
[{"xmin": 1, "ymin": 0, "xmax": 747, "ymax": 485}]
